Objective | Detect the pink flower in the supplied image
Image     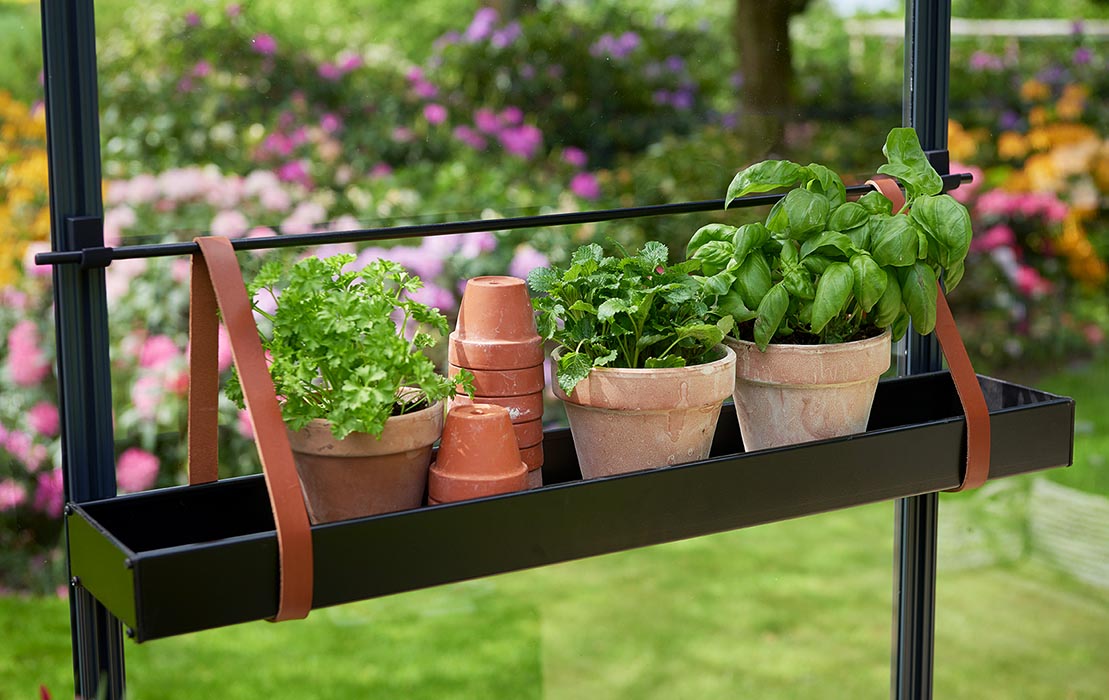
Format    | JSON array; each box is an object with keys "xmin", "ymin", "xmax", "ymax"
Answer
[
  {"xmin": 392, "ymin": 127, "xmax": 414, "ymax": 143},
  {"xmin": 130, "ymin": 374, "xmax": 162, "ymax": 420},
  {"xmin": 210, "ymin": 209, "xmax": 250, "ymax": 238},
  {"xmin": 508, "ymin": 245, "xmax": 550, "ymax": 279},
  {"xmin": 0, "ymin": 479, "xmax": 27, "ymax": 511},
  {"xmin": 570, "ymin": 172, "xmax": 601, "ymax": 200},
  {"xmin": 192, "ymin": 60, "xmax": 212, "ymax": 78},
  {"xmin": 971, "ymin": 224, "xmax": 1015, "ymax": 253},
  {"xmin": 217, "ymin": 323, "xmax": 233, "ymax": 373},
  {"xmin": 23, "ymin": 243, "xmax": 52, "ymax": 279},
  {"xmin": 139, "ymin": 335, "xmax": 181, "ymax": 369},
  {"xmin": 562, "ymin": 147, "xmax": 588, "ymax": 168},
  {"xmin": 975, "ymin": 190, "xmax": 1019, "ymax": 218},
  {"xmin": 407, "ymin": 282, "xmax": 455, "ymax": 311},
  {"xmin": 498, "ymin": 124, "xmax": 543, "ymax": 159},
  {"xmin": 251, "ymin": 34, "xmax": 277, "ymax": 55},
  {"xmin": 474, "ymin": 108, "xmax": 500, "ymax": 134},
  {"xmin": 116, "ymin": 448, "xmax": 159, "ymax": 493},
  {"xmin": 28, "ymin": 402, "xmax": 60, "ymax": 438},
  {"xmin": 464, "ymin": 7, "xmax": 499, "ymax": 42},
  {"xmin": 370, "ymin": 163, "xmax": 393, "ymax": 179},
  {"xmin": 499, "ymin": 106, "xmax": 523, "ymax": 126},
  {"xmin": 947, "ymin": 163, "xmax": 982, "ymax": 204},
  {"xmin": 318, "ymin": 62, "xmax": 341, "ymax": 81},
  {"xmin": 6, "ymin": 320, "xmax": 51, "ymax": 387},
  {"xmin": 33, "ymin": 469, "xmax": 64, "ymax": 518},
  {"xmin": 277, "ymin": 160, "xmax": 312, "ymax": 187},
  {"xmin": 320, "ymin": 113, "xmax": 342, "ymax": 133},
  {"xmin": 226, "ymin": 4, "xmax": 241, "ymax": 18},
  {"xmin": 338, "ymin": 53, "xmax": 363, "ymax": 72},
  {"xmin": 5, "ymin": 430, "xmax": 46, "ymax": 472},
  {"xmin": 413, "ymin": 80, "xmax": 439, "ymax": 99},
  {"xmin": 1015, "ymin": 265, "xmax": 1052, "ymax": 297},
  {"xmin": 453, "ymin": 125, "xmax": 487, "ymax": 150},
  {"xmin": 184, "ymin": 11, "xmax": 201, "ymax": 27},
  {"xmin": 237, "ymin": 409, "xmax": 254, "ymax": 439},
  {"xmin": 423, "ymin": 103, "xmax": 448, "ymax": 125}
]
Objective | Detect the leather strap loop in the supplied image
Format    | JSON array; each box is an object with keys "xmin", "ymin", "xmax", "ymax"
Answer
[
  {"xmin": 867, "ymin": 175, "xmax": 991, "ymax": 491},
  {"xmin": 187, "ymin": 236, "xmax": 314, "ymax": 621}
]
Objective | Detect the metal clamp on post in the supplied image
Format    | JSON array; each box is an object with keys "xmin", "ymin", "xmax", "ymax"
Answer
[
  {"xmin": 65, "ymin": 216, "xmax": 114, "ymax": 270},
  {"xmin": 924, "ymin": 149, "xmax": 950, "ymax": 178}
]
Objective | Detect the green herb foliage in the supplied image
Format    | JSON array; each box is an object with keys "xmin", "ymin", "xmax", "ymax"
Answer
[
  {"xmin": 528, "ymin": 241, "xmax": 730, "ymax": 395},
  {"xmin": 227, "ymin": 254, "xmax": 465, "ymax": 439},
  {"xmin": 691, "ymin": 127, "xmax": 973, "ymax": 350}
]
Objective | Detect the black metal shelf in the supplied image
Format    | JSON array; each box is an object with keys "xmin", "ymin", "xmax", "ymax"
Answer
[{"xmin": 67, "ymin": 371, "xmax": 1073, "ymax": 642}]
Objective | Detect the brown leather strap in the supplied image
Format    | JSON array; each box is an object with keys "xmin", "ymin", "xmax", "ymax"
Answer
[
  {"xmin": 867, "ymin": 175, "xmax": 991, "ymax": 491},
  {"xmin": 188, "ymin": 236, "xmax": 314, "ymax": 621}
]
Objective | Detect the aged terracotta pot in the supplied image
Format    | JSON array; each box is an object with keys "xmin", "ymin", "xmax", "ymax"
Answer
[
  {"xmin": 449, "ymin": 276, "xmax": 543, "ymax": 370},
  {"xmin": 448, "ymin": 363, "xmax": 545, "ymax": 397},
  {"xmin": 520, "ymin": 443, "xmax": 543, "ymax": 488},
  {"xmin": 428, "ymin": 404, "xmax": 528, "ymax": 504},
  {"xmin": 726, "ymin": 329, "xmax": 891, "ymax": 451},
  {"xmin": 552, "ymin": 346, "xmax": 736, "ymax": 479},
  {"xmin": 287, "ymin": 399, "xmax": 444, "ymax": 523},
  {"xmin": 513, "ymin": 419, "xmax": 543, "ymax": 450},
  {"xmin": 451, "ymin": 391, "xmax": 544, "ymax": 424}
]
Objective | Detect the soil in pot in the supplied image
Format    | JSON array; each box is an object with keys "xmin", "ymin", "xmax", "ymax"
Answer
[
  {"xmin": 726, "ymin": 329, "xmax": 891, "ymax": 451},
  {"xmin": 287, "ymin": 399, "xmax": 444, "ymax": 523},
  {"xmin": 552, "ymin": 346, "xmax": 736, "ymax": 479}
]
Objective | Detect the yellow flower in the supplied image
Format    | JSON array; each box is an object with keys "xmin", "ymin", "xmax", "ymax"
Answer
[
  {"xmin": 1022, "ymin": 154, "xmax": 1059, "ymax": 190},
  {"xmin": 947, "ymin": 120, "xmax": 978, "ymax": 161},
  {"xmin": 1028, "ymin": 106, "xmax": 1048, "ymax": 127},
  {"xmin": 997, "ymin": 131, "xmax": 1028, "ymax": 160},
  {"xmin": 1020, "ymin": 79, "xmax": 1050, "ymax": 102}
]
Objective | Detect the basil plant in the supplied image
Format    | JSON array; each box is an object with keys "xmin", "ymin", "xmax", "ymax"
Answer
[{"xmin": 688, "ymin": 127, "xmax": 973, "ymax": 351}]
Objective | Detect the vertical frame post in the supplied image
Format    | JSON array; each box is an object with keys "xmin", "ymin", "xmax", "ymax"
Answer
[
  {"xmin": 40, "ymin": 0, "xmax": 126, "ymax": 698},
  {"xmin": 892, "ymin": 1, "xmax": 950, "ymax": 699}
]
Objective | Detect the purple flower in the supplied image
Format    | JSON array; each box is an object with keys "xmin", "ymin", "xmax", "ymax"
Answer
[
  {"xmin": 1073, "ymin": 47, "xmax": 1092, "ymax": 65},
  {"xmin": 570, "ymin": 172, "xmax": 601, "ymax": 200},
  {"xmin": 392, "ymin": 127, "xmax": 414, "ymax": 143},
  {"xmin": 413, "ymin": 80, "xmax": 439, "ymax": 99},
  {"xmin": 491, "ymin": 21, "xmax": 522, "ymax": 49},
  {"xmin": 498, "ymin": 124, "xmax": 543, "ymax": 159},
  {"xmin": 320, "ymin": 113, "xmax": 342, "ymax": 133},
  {"xmin": 406, "ymin": 67, "xmax": 425, "ymax": 82},
  {"xmin": 969, "ymin": 51, "xmax": 1003, "ymax": 72},
  {"xmin": 508, "ymin": 245, "xmax": 550, "ymax": 279},
  {"xmin": 184, "ymin": 11, "xmax": 201, "ymax": 27},
  {"xmin": 453, "ymin": 125, "xmax": 487, "ymax": 150},
  {"xmin": 671, "ymin": 89, "xmax": 694, "ymax": 111},
  {"xmin": 730, "ymin": 72, "xmax": 744, "ymax": 88},
  {"xmin": 652, "ymin": 89, "xmax": 671, "ymax": 106},
  {"xmin": 562, "ymin": 147, "xmax": 587, "ymax": 168},
  {"xmin": 370, "ymin": 163, "xmax": 393, "ymax": 179},
  {"xmin": 226, "ymin": 4, "xmax": 241, "ymax": 18},
  {"xmin": 192, "ymin": 60, "xmax": 212, "ymax": 78},
  {"xmin": 474, "ymin": 108, "xmax": 500, "ymax": 134},
  {"xmin": 318, "ymin": 62, "xmax": 341, "ymax": 81},
  {"xmin": 276, "ymin": 160, "xmax": 312, "ymax": 187},
  {"xmin": 434, "ymin": 31, "xmax": 461, "ymax": 52},
  {"xmin": 339, "ymin": 53, "xmax": 363, "ymax": 72},
  {"xmin": 424, "ymin": 103, "xmax": 448, "ymax": 125},
  {"xmin": 665, "ymin": 55, "xmax": 685, "ymax": 73},
  {"xmin": 465, "ymin": 7, "xmax": 499, "ymax": 43},
  {"xmin": 519, "ymin": 64, "xmax": 536, "ymax": 79},
  {"xmin": 252, "ymin": 34, "xmax": 277, "ymax": 55},
  {"xmin": 999, "ymin": 110, "xmax": 1020, "ymax": 130},
  {"xmin": 499, "ymin": 106, "xmax": 523, "ymax": 126},
  {"xmin": 547, "ymin": 65, "xmax": 564, "ymax": 79},
  {"xmin": 408, "ymin": 282, "xmax": 456, "ymax": 312}
]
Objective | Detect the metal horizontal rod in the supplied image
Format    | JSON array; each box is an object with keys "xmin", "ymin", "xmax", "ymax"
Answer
[{"xmin": 35, "ymin": 173, "xmax": 971, "ymax": 267}]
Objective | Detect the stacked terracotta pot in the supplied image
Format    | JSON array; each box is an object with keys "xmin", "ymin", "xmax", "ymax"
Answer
[
  {"xmin": 447, "ymin": 276, "xmax": 545, "ymax": 488},
  {"xmin": 427, "ymin": 404, "xmax": 528, "ymax": 505}
]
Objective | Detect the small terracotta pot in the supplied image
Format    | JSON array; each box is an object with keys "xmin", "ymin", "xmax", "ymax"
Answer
[
  {"xmin": 448, "ymin": 363, "xmax": 545, "ymax": 397},
  {"xmin": 520, "ymin": 443, "xmax": 543, "ymax": 489},
  {"xmin": 451, "ymin": 391, "xmax": 544, "ymax": 424},
  {"xmin": 287, "ymin": 400, "xmax": 444, "ymax": 523},
  {"xmin": 726, "ymin": 329, "xmax": 891, "ymax": 451},
  {"xmin": 513, "ymin": 419, "xmax": 543, "ymax": 449},
  {"xmin": 456, "ymin": 276, "xmax": 537, "ymax": 342},
  {"xmin": 552, "ymin": 346, "xmax": 736, "ymax": 479},
  {"xmin": 448, "ymin": 333, "xmax": 544, "ymax": 370},
  {"xmin": 428, "ymin": 404, "xmax": 528, "ymax": 503}
]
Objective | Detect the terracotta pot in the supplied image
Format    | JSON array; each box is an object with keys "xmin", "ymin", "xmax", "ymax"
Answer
[
  {"xmin": 513, "ymin": 419, "xmax": 543, "ymax": 449},
  {"xmin": 287, "ymin": 400, "xmax": 444, "ymax": 523},
  {"xmin": 552, "ymin": 346, "xmax": 736, "ymax": 479},
  {"xmin": 450, "ymin": 276, "xmax": 543, "ymax": 370},
  {"xmin": 451, "ymin": 391, "xmax": 544, "ymax": 424},
  {"xmin": 448, "ymin": 363, "xmax": 545, "ymax": 397},
  {"xmin": 428, "ymin": 404, "xmax": 528, "ymax": 503},
  {"xmin": 520, "ymin": 443, "xmax": 543, "ymax": 489},
  {"xmin": 726, "ymin": 329, "xmax": 891, "ymax": 451}
]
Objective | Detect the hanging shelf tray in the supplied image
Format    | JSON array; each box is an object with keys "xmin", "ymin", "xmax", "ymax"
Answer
[{"xmin": 67, "ymin": 371, "xmax": 1073, "ymax": 642}]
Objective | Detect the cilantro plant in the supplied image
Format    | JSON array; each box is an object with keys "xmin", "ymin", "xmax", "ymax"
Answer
[
  {"xmin": 528, "ymin": 241, "xmax": 731, "ymax": 395},
  {"xmin": 227, "ymin": 254, "xmax": 467, "ymax": 440},
  {"xmin": 688, "ymin": 127, "xmax": 973, "ymax": 351}
]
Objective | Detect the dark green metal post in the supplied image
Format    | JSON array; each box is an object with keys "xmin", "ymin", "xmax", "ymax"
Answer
[
  {"xmin": 892, "ymin": 1, "xmax": 950, "ymax": 699},
  {"xmin": 40, "ymin": 1, "xmax": 126, "ymax": 698}
]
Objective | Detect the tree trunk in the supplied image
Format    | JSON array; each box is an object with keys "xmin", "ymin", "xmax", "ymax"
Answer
[{"xmin": 734, "ymin": 0, "xmax": 811, "ymax": 154}]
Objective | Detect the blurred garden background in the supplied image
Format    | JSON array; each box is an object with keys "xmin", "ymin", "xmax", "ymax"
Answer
[{"xmin": 1, "ymin": 0, "xmax": 1107, "ymax": 697}]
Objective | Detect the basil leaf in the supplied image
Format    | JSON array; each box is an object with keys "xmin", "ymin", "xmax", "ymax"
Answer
[
  {"xmin": 735, "ymin": 251, "xmax": 772, "ymax": 310},
  {"xmin": 802, "ymin": 254, "xmax": 833, "ymax": 275},
  {"xmin": 686, "ymin": 223, "xmax": 739, "ymax": 260},
  {"xmin": 784, "ymin": 267, "xmax": 815, "ymax": 300},
  {"xmin": 849, "ymin": 254, "xmax": 887, "ymax": 313},
  {"xmin": 857, "ymin": 190, "xmax": 893, "ymax": 215},
  {"xmin": 805, "ymin": 163, "xmax": 847, "ymax": 207},
  {"xmin": 909, "ymin": 194, "xmax": 973, "ymax": 268},
  {"xmin": 692, "ymin": 239, "xmax": 735, "ymax": 276},
  {"xmin": 765, "ymin": 196, "xmax": 790, "ymax": 233},
  {"xmin": 782, "ymin": 188, "xmax": 830, "ymax": 240},
  {"xmin": 877, "ymin": 127, "xmax": 943, "ymax": 200},
  {"xmin": 872, "ymin": 268, "xmax": 902, "ymax": 327},
  {"xmin": 754, "ymin": 283, "xmax": 789, "ymax": 350},
  {"xmin": 698, "ymin": 270, "xmax": 736, "ymax": 296},
  {"xmin": 871, "ymin": 216, "xmax": 919, "ymax": 267},
  {"xmin": 733, "ymin": 222, "xmax": 771, "ymax": 265},
  {"xmin": 780, "ymin": 238, "xmax": 799, "ymax": 266},
  {"xmin": 800, "ymin": 231, "xmax": 855, "ymax": 259},
  {"xmin": 719, "ymin": 288, "xmax": 758, "ymax": 323},
  {"xmin": 900, "ymin": 262, "xmax": 938, "ymax": 335},
  {"xmin": 811, "ymin": 262, "xmax": 854, "ymax": 335},
  {"xmin": 845, "ymin": 217, "xmax": 873, "ymax": 250},
  {"xmin": 829, "ymin": 201, "xmax": 868, "ymax": 232},
  {"xmin": 943, "ymin": 259, "xmax": 965, "ymax": 290},
  {"xmin": 891, "ymin": 309, "xmax": 911, "ymax": 341},
  {"xmin": 726, "ymin": 160, "xmax": 809, "ymax": 206}
]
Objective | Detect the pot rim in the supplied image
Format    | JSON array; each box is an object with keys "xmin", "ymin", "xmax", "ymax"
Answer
[
  {"xmin": 288, "ymin": 397, "xmax": 445, "ymax": 457},
  {"xmin": 551, "ymin": 343, "xmax": 736, "ymax": 377},
  {"xmin": 724, "ymin": 327, "xmax": 892, "ymax": 352}
]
